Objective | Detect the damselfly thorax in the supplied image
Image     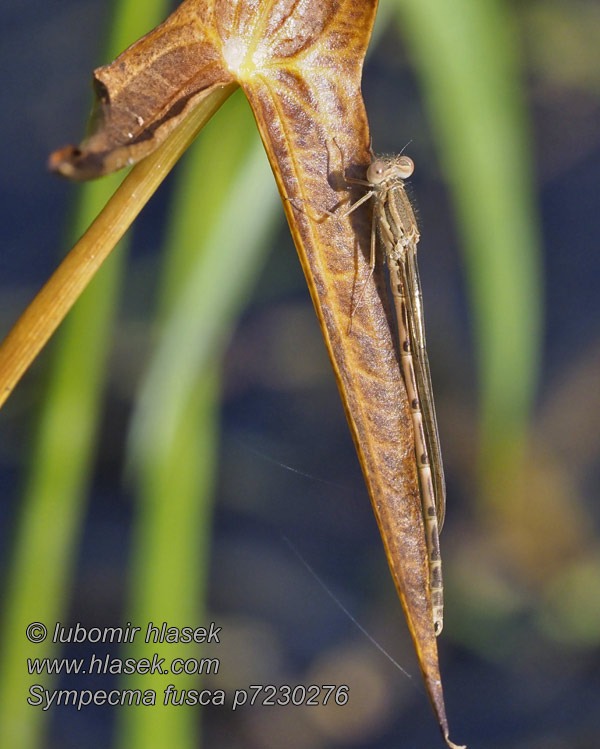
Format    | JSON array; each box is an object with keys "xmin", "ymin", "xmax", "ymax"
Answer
[{"xmin": 338, "ymin": 150, "xmax": 446, "ymax": 635}]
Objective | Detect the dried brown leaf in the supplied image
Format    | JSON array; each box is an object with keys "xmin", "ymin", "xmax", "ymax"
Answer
[
  {"xmin": 49, "ymin": 0, "xmax": 235, "ymax": 179},
  {"xmin": 43, "ymin": 1, "xmax": 465, "ymax": 744}
]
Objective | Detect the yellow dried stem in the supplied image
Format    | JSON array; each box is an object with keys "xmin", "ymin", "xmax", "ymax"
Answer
[{"xmin": 0, "ymin": 83, "xmax": 237, "ymax": 409}]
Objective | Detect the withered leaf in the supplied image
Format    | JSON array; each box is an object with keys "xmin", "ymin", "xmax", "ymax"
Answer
[
  {"xmin": 45, "ymin": 1, "xmax": 465, "ymax": 745},
  {"xmin": 49, "ymin": 0, "xmax": 235, "ymax": 179}
]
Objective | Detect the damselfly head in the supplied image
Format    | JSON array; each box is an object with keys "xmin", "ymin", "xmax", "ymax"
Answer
[{"xmin": 366, "ymin": 155, "xmax": 414, "ymax": 185}]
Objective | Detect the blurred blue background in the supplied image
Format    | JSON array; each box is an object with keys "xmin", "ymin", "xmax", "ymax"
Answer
[{"xmin": 1, "ymin": 1, "xmax": 599, "ymax": 747}]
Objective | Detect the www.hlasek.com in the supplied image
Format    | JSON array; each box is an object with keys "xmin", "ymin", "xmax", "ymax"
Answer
[{"xmin": 25, "ymin": 621, "xmax": 350, "ymax": 711}]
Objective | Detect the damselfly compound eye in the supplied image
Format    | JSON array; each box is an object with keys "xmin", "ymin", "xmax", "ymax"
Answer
[
  {"xmin": 366, "ymin": 160, "xmax": 388, "ymax": 184},
  {"xmin": 394, "ymin": 155, "xmax": 414, "ymax": 179}
]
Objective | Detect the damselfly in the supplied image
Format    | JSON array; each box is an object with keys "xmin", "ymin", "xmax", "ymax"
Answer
[{"xmin": 338, "ymin": 148, "xmax": 446, "ymax": 635}]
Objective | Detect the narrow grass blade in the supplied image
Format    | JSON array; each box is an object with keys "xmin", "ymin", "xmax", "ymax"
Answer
[
  {"xmin": 118, "ymin": 90, "xmax": 280, "ymax": 748},
  {"xmin": 0, "ymin": 4, "xmax": 174, "ymax": 747},
  {"xmin": 395, "ymin": 0, "xmax": 543, "ymax": 493}
]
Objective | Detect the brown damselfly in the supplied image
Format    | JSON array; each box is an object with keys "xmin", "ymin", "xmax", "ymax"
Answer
[{"xmin": 338, "ymin": 148, "xmax": 446, "ymax": 635}]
